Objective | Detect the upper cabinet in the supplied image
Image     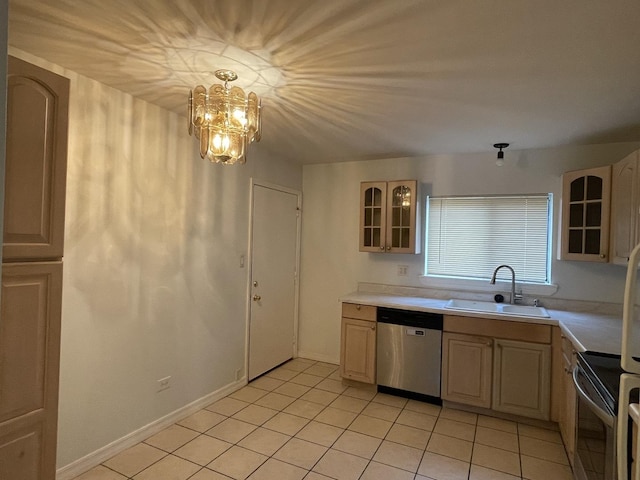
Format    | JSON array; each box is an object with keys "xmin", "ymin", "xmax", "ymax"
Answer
[
  {"xmin": 4, "ymin": 56, "xmax": 70, "ymax": 261},
  {"xmin": 359, "ymin": 180, "xmax": 420, "ymax": 254},
  {"xmin": 560, "ymin": 166, "xmax": 611, "ymax": 262},
  {"xmin": 610, "ymin": 151, "xmax": 640, "ymax": 265}
]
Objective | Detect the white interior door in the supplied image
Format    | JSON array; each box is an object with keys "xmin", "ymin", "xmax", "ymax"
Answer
[{"xmin": 249, "ymin": 183, "xmax": 300, "ymax": 380}]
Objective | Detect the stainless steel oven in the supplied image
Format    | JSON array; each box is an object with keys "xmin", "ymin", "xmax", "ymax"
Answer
[
  {"xmin": 573, "ymin": 351, "xmax": 638, "ymax": 480},
  {"xmin": 573, "ymin": 361, "xmax": 616, "ymax": 480}
]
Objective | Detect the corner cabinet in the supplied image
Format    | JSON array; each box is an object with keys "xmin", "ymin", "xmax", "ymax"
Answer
[
  {"xmin": 340, "ymin": 303, "xmax": 377, "ymax": 384},
  {"xmin": 560, "ymin": 166, "xmax": 611, "ymax": 262},
  {"xmin": 359, "ymin": 180, "xmax": 420, "ymax": 254},
  {"xmin": 610, "ymin": 150, "xmax": 640, "ymax": 265}
]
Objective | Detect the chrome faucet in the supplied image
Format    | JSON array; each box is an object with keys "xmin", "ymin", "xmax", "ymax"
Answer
[{"xmin": 490, "ymin": 265, "xmax": 523, "ymax": 304}]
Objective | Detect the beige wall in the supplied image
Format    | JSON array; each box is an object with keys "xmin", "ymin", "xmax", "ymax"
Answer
[
  {"xmin": 8, "ymin": 48, "xmax": 302, "ymax": 470},
  {"xmin": 298, "ymin": 144, "xmax": 640, "ymax": 362}
]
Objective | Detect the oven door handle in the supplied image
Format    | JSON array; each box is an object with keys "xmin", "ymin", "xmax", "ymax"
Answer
[{"xmin": 572, "ymin": 366, "xmax": 614, "ymax": 428}]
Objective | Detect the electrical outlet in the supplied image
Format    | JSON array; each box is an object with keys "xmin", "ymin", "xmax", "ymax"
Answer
[
  {"xmin": 157, "ymin": 376, "xmax": 171, "ymax": 392},
  {"xmin": 397, "ymin": 265, "xmax": 408, "ymax": 276}
]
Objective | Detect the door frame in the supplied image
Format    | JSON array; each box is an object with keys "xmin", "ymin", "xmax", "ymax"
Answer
[{"xmin": 244, "ymin": 178, "xmax": 302, "ymax": 382}]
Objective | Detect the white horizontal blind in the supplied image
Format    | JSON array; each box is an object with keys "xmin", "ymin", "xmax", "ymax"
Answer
[{"xmin": 426, "ymin": 195, "xmax": 551, "ymax": 284}]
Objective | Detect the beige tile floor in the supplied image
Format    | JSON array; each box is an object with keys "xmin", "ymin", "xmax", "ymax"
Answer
[{"xmin": 73, "ymin": 358, "xmax": 573, "ymax": 480}]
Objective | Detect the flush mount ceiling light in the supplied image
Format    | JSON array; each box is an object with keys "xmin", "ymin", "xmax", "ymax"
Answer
[
  {"xmin": 493, "ymin": 142, "xmax": 509, "ymax": 167},
  {"xmin": 188, "ymin": 69, "xmax": 261, "ymax": 165}
]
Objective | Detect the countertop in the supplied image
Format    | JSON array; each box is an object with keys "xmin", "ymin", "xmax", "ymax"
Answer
[{"xmin": 340, "ymin": 292, "xmax": 628, "ymax": 356}]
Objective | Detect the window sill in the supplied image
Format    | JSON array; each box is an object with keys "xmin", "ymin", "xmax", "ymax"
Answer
[{"xmin": 418, "ymin": 275, "xmax": 559, "ymax": 297}]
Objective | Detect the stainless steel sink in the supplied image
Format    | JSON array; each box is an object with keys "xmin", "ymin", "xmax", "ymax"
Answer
[{"xmin": 444, "ymin": 299, "xmax": 550, "ymax": 318}]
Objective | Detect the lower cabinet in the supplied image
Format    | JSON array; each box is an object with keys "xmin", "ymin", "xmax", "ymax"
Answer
[
  {"xmin": 441, "ymin": 333, "xmax": 492, "ymax": 408},
  {"xmin": 492, "ymin": 339, "xmax": 551, "ymax": 420},
  {"xmin": 340, "ymin": 303, "xmax": 377, "ymax": 384},
  {"xmin": 442, "ymin": 315, "xmax": 552, "ymax": 421},
  {"xmin": 558, "ymin": 332, "xmax": 577, "ymax": 466}
]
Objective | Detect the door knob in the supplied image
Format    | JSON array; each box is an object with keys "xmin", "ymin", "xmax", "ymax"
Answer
[{"xmin": 253, "ymin": 295, "xmax": 261, "ymax": 301}]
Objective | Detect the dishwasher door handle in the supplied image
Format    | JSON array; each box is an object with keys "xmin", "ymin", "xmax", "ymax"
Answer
[{"xmin": 405, "ymin": 328, "xmax": 426, "ymax": 336}]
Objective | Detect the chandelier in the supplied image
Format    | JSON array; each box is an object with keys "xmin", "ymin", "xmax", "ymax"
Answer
[{"xmin": 188, "ymin": 69, "xmax": 261, "ymax": 165}]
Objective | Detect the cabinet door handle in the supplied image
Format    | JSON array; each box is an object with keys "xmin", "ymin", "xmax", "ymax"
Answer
[
  {"xmin": 356, "ymin": 304, "xmax": 361, "ymax": 310},
  {"xmin": 386, "ymin": 246, "xmax": 391, "ymax": 251},
  {"xmin": 380, "ymin": 246, "xmax": 385, "ymax": 251},
  {"xmin": 370, "ymin": 324, "xmax": 376, "ymax": 330},
  {"xmin": 253, "ymin": 295, "xmax": 261, "ymax": 301},
  {"xmin": 600, "ymin": 254, "xmax": 606, "ymax": 259}
]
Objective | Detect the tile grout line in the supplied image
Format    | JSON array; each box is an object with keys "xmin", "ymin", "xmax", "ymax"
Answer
[{"xmin": 88, "ymin": 358, "xmax": 570, "ymax": 480}]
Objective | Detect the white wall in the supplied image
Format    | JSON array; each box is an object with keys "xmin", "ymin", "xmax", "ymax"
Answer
[
  {"xmin": 298, "ymin": 143, "xmax": 640, "ymax": 362},
  {"xmin": 8, "ymin": 48, "xmax": 302, "ymax": 469}
]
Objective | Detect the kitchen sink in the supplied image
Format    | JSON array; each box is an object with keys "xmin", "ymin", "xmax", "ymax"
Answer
[{"xmin": 444, "ymin": 299, "xmax": 550, "ymax": 318}]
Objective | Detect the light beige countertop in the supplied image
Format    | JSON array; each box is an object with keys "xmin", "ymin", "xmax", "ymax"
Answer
[{"xmin": 340, "ymin": 291, "xmax": 628, "ymax": 356}]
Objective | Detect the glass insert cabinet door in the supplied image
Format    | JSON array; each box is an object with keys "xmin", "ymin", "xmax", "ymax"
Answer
[
  {"xmin": 359, "ymin": 180, "xmax": 420, "ymax": 254},
  {"xmin": 560, "ymin": 165, "xmax": 611, "ymax": 262}
]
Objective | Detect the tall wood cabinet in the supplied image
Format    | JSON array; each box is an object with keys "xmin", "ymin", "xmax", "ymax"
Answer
[
  {"xmin": 340, "ymin": 303, "xmax": 377, "ymax": 384},
  {"xmin": 0, "ymin": 56, "xmax": 69, "ymax": 480},
  {"xmin": 560, "ymin": 166, "xmax": 611, "ymax": 262},
  {"xmin": 610, "ymin": 150, "xmax": 640, "ymax": 265},
  {"xmin": 359, "ymin": 180, "xmax": 419, "ymax": 254}
]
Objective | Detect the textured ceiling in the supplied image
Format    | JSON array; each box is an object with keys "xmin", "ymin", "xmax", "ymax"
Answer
[{"xmin": 8, "ymin": 0, "xmax": 640, "ymax": 164}]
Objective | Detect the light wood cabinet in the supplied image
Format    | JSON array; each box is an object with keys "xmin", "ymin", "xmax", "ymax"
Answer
[
  {"xmin": 340, "ymin": 303, "xmax": 376, "ymax": 384},
  {"xmin": 610, "ymin": 150, "xmax": 640, "ymax": 265},
  {"xmin": 0, "ymin": 57, "xmax": 68, "ymax": 480},
  {"xmin": 0, "ymin": 262, "xmax": 63, "ymax": 480},
  {"xmin": 560, "ymin": 165, "xmax": 611, "ymax": 262},
  {"xmin": 3, "ymin": 56, "xmax": 69, "ymax": 261},
  {"xmin": 441, "ymin": 332, "xmax": 492, "ymax": 408},
  {"xmin": 556, "ymin": 332, "xmax": 577, "ymax": 466},
  {"xmin": 359, "ymin": 180, "xmax": 420, "ymax": 254},
  {"xmin": 443, "ymin": 315, "xmax": 552, "ymax": 421},
  {"xmin": 492, "ymin": 338, "xmax": 551, "ymax": 420}
]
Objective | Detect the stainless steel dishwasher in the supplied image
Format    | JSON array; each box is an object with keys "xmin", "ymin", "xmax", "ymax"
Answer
[{"xmin": 376, "ymin": 307, "xmax": 443, "ymax": 403}]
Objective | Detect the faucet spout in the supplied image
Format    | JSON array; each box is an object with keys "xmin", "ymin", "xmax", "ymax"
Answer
[{"xmin": 490, "ymin": 265, "xmax": 521, "ymax": 304}]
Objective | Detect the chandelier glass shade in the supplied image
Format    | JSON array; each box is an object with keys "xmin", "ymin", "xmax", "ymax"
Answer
[{"xmin": 188, "ymin": 70, "xmax": 261, "ymax": 165}]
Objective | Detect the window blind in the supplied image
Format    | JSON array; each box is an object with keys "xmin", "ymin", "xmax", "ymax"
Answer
[{"xmin": 426, "ymin": 195, "xmax": 551, "ymax": 284}]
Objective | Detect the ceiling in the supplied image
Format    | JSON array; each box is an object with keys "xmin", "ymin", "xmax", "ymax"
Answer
[{"xmin": 8, "ymin": 0, "xmax": 640, "ymax": 164}]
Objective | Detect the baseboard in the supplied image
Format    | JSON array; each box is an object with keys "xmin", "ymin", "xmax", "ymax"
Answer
[
  {"xmin": 296, "ymin": 350, "xmax": 339, "ymax": 365},
  {"xmin": 56, "ymin": 378, "xmax": 246, "ymax": 480}
]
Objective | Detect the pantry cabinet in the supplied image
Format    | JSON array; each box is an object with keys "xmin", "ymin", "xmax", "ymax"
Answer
[
  {"xmin": 0, "ymin": 56, "xmax": 69, "ymax": 480},
  {"xmin": 443, "ymin": 315, "xmax": 552, "ymax": 420},
  {"xmin": 3, "ymin": 56, "xmax": 68, "ymax": 261},
  {"xmin": 492, "ymin": 339, "xmax": 551, "ymax": 420},
  {"xmin": 610, "ymin": 150, "xmax": 640, "ymax": 265},
  {"xmin": 340, "ymin": 303, "xmax": 377, "ymax": 384},
  {"xmin": 441, "ymin": 332, "xmax": 492, "ymax": 408},
  {"xmin": 359, "ymin": 180, "xmax": 419, "ymax": 254},
  {"xmin": 560, "ymin": 165, "xmax": 611, "ymax": 262}
]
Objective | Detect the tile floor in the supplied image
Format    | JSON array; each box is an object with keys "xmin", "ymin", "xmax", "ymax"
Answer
[{"xmin": 73, "ymin": 358, "xmax": 573, "ymax": 480}]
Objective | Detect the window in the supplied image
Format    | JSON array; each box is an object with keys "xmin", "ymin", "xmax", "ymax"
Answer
[{"xmin": 425, "ymin": 195, "xmax": 551, "ymax": 284}]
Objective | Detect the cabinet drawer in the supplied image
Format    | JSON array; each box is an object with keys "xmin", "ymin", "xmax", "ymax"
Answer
[
  {"xmin": 444, "ymin": 315, "xmax": 551, "ymax": 344},
  {"xmin": 342, "ymin": 303, "xmax": 376, "ymax": 321}
]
